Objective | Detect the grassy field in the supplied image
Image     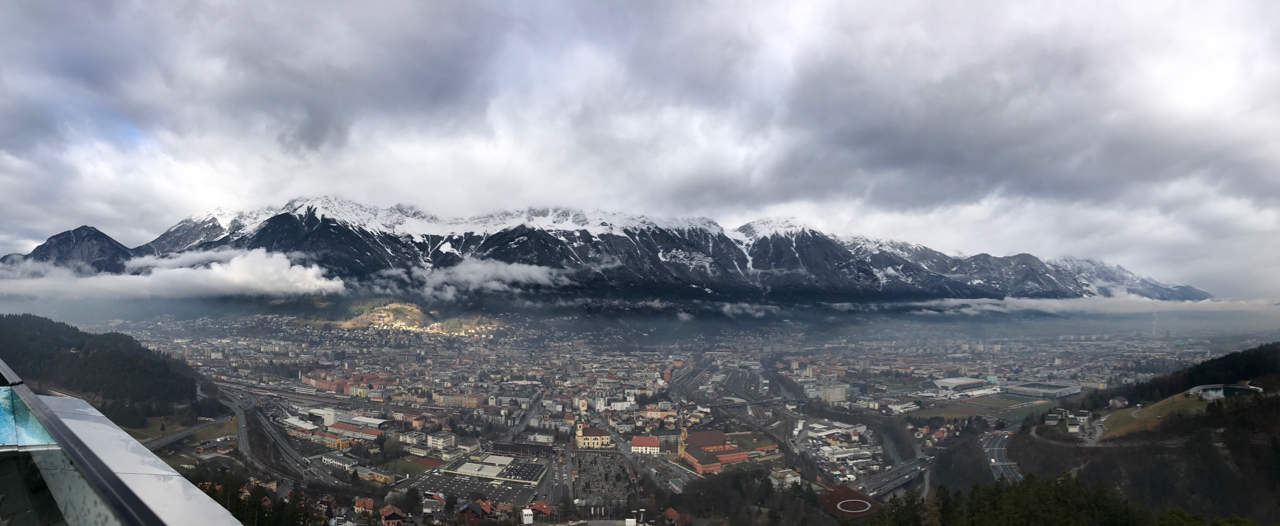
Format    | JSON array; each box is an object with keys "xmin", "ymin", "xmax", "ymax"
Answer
[
  {"xmin": 997, "ymin": 399, "xmax": 1054, "ymax": 423},
  {"xmin": 123, "ymin": 416, "xmax": 188, "ymax": 441},
  {"xmin": 1102, "ymin": 390, "xmax": 1208, "ymax": 439},
  {"xmin": 191, "ymin": 416, "xmax": 238, "ymax": 442},
  {"xmin": 912, "ymin": 403, "xmax": 990, "ymax": 419},
  {"xmin": 380, "ymin": 457, "xmax": 436, "ymax": 476},
  {"xmin": 912, "ymin": 394, "xmax": 1039, "ymax": 420},
  {"xmin": 160, "ymin": 452, "xmax": 198, "ymax": 471},
  {"xmin": 729, "ymin": 432, "xmax": 776, "ymax": 450}
]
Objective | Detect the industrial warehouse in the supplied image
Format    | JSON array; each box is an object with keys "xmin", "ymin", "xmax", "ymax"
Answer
[{"xmin": 1006, "ymin": 382, "xmax": 1082, "ymax": 398}]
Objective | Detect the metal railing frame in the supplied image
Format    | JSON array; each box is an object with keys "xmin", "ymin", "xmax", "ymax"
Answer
[{"xmin": 0, "ymin": 358, "xmax": 167, "ymax": 526}]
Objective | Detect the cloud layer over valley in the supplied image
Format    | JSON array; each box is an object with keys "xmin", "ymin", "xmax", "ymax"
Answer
[{"xmin": 0, "ymin": 249, "xmax": 344, "ymax": 299}]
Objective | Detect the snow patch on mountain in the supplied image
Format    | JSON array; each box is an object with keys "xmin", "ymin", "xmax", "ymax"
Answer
[
  {"xmin": 842, "ymin": 235, "xmax": 924, "ymax": 259},
  {"xmin": 186, "ymin": 197, "xmax": 722, "ymax": 240},
  {"xmin": 731, "ymin": 217, "xmax": 816, "ymax": 242},
  {"xmin": 403, "ymin": 207, "xmax": 723, "ymax": 237}
]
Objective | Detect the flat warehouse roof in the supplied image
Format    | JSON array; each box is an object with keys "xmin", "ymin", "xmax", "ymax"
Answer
[
  {"xmin": 456, "ymin": 463, "xmax": 504, "ymax": 478},
  {"xmin": 935, "ymin": 377, "xmax": 985, "ymax": 388},
  {"xmin": 1017, "ymin": 383, "xmax": 1073, "ymax": 390},
  {"xmin": 482, "ymin": 454, "xmax": 514, "ymax": 466},
  {"xmin": 352, "ymin": 416, "xmax": 387, "ymax": 425}
]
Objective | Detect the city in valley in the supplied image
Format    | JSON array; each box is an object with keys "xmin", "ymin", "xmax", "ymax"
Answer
[{"xmin": 77, "ymin": 306, "xmax": 1273, "ymax": 525}]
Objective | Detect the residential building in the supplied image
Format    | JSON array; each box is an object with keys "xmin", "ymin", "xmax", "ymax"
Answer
[
  {"xmin": 575, "ymin": 424, "xmax": 612, "ymax": 449},
  {"xmin": 630, "ymin": 435, "xmax": 660, "ymax": 455},
  {"xmin": 427, "ymin": 431, "xmax": 456, "ymax": 450}
]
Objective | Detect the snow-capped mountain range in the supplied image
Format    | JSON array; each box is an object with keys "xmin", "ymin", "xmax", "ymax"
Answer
[{"xmin": 4, "ymin": 196, "xmax": 1212, "ymax": 302}]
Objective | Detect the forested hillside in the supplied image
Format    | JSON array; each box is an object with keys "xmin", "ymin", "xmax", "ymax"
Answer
[
  {"xmin": 1079, "ymin": 343, "xmax": 1280, "ymax": 409},
  {"xmin": 1010, "ymin": 342, "xmax": 1280, "ymax": 523},
  {"xmin": 0, "ymin": 314, "xmax": 197, "ymax": 426},
  {"xmin": 865, "ymin": 476, "xmax": 1259, "ymax": 526},
  {"xmin": 660, "ymin": 467, "xmax": 836, "ymax": 525}
]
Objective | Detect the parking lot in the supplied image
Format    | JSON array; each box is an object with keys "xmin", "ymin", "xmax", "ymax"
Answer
[
  {"xmin": 499, "ymin": 461, "xmax": 547, "ymax": 483},
  {"xmin": 414, "ymin": 471, "xmax": 538, "ymax": 506}
]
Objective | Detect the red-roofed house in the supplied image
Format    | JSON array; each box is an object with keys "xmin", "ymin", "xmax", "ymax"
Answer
[
  {"xmin": 380, "ymin": 504, "xmax": 406, "ymax": 526},
  {"xmin": 630, "ymin": 435, "xmax": 660, "ymax": 455},
  {"xmin": 526, "ymin": 500, "xmax": 552, "ymax": 518},
  {"xmin": 329, "ymin": 422, "xmax": 384, "ymax": 441},
  {"xmin": 662, "ymin": 507, "xmax": 691, "ymax": 526}
]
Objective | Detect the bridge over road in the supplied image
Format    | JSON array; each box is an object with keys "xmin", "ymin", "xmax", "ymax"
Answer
[{"xmin": 143, "ymin": 416, "xmax": 233, "ymax": 451}]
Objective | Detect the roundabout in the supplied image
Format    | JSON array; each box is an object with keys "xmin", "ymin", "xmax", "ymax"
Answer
[
  {"xmin": 836, "ymin": 499, "xmax": 873, "ymax": 514},
  {"xmin": 822, "ymin": 485, "xmax": 881, "ymax": 518}
]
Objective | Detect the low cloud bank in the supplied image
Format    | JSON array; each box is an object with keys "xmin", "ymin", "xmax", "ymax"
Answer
[
  {"xmin": 124, "ymin": 249, "xmax": 248, "ymax": 271},
  {"xmin": 0, "ymin": 249, "xmax": 344, "ymax": 299},
  {"xmin": 3, "ymin": 253, "xmax": 572, "ymax": 302},
  {"xmin": 410, "ymin": 259, "xmax": 573, "ymax": 302},
  {"xmin": 900, "ymin": 295, "xmax": 1280, "ymax": 316},
  {"xmin": 720, "ymin": 302, "xmax": 781, "ymax": 318}
]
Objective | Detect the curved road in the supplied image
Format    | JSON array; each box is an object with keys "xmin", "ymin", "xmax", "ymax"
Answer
[{"xmin": 1027, "ymin": 425, "xmax": 1184, "ymax": 448}]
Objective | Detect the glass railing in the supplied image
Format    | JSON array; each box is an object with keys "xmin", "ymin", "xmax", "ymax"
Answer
[
  {"xmin": 0, "ymin": 360, "xmax": 164, "ymax": 526},
  {"xmin": 0, "ymin": 386, "xmax": 54, "ymax": 447}
]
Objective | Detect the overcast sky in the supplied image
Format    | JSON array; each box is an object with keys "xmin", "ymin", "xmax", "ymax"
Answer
[{"xmin": 2, "ymin": 1, "xmax": 1280, "ymax": 298}]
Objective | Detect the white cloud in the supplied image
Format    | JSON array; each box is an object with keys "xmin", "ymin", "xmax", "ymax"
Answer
[
  {"xmin": 720, "ymin": 302, "xmax": 781, "ymax": 318},
  {"xmin": 904, "ymin": 295, "xmax": 1280, "ymax": 316},
  {"xmin": 412, "ymin": 259, "xmax": 572, "ymax": 302},
  {"xmin": 124, "ymin": 248, "xmax": 247, "ymax": 271},
  {"xmin": 0, "ymin": 249, "xmax": 344, "ymax": 299}
]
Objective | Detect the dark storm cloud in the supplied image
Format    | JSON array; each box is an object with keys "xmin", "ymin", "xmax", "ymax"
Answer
[{"xmin": 1, "ymin": 1, "xmax": 1279, "ymax": 297}]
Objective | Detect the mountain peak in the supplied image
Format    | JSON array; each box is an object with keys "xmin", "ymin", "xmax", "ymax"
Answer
[
  {"xmin": 280, "ymin": 195, "xmax": 436, "ymax": 232},
  {"xmin": 458, "ymin": 207, "xmax": 722, "ymax": 236},
  {"xmin": 24, "ymin": 225, "xmax": 132, "ymax": 273},
  {"xmin": 733, "ymin": 217, "xmax": 817, "ymax": 239}
]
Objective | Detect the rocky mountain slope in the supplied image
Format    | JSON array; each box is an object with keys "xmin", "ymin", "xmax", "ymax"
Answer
[
  {"xmin": 3, "ymin": 197, "xmax": 1212, "ymax": 302},
  {"xmin": 18, "ymin": 225, "xmax": 134, "ymax": 273}
]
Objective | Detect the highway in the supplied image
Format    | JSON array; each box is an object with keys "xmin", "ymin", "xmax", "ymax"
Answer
[
  {"xmin": 217, "ymin": 393, "xmax": 284, "ymax": 479},
  {"xmin": 220, "ymin": 386, "xmax": 347, "ymax": 486},
  {"xmin": 143, "ymin": 415, "xmax": 233, "ymax": 451},
  {"xmin": 218, "ymin": 389, "xmax": 346, "ymax": 488},
  {"xmin": 855, "ymin": 458, "xmax": 929, "ymax": 497},
  {"xmin": 255, "ymin": 404, "xmax": 346, "ymax": 486},
  {"xmin": 980, "ymin": 432, "xmax": 1022, "ymax": 481}
]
